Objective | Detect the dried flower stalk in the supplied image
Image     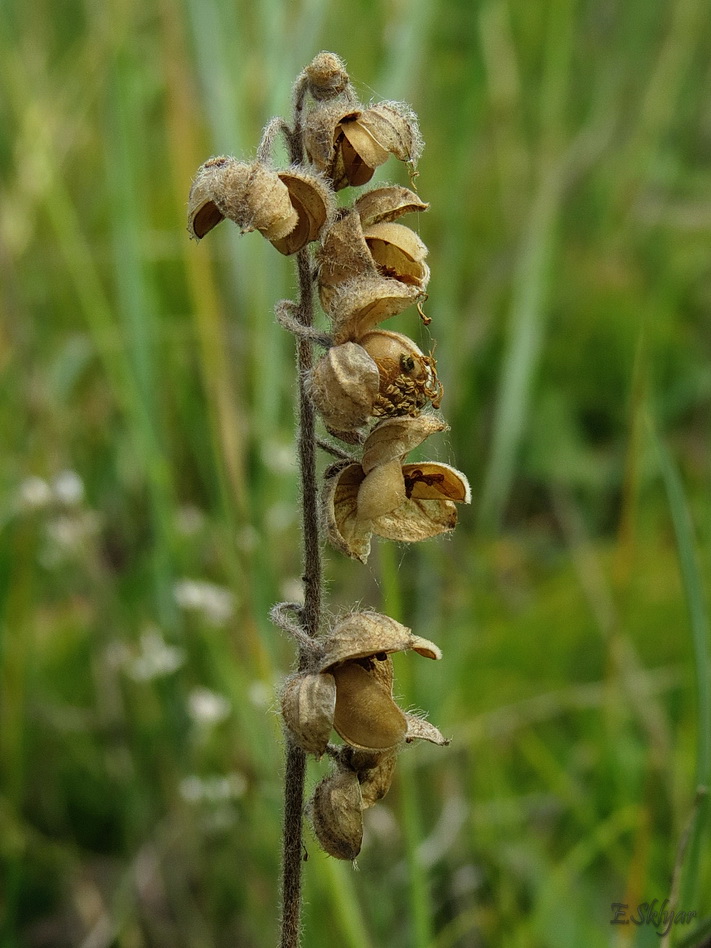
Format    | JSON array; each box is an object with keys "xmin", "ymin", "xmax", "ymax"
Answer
[{"xmin": 188, "ymin": 51, "xmax": 467, "ymax": 948}]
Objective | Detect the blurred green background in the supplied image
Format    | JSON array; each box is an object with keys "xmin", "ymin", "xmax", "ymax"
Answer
[{"xmin": 1, "ymin": 0, "xmax": 710, "ymax": 945}]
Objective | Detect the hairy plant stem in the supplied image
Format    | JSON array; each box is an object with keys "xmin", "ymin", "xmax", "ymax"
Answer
[{"xmin": 279, "ymin": 111, "xmax": 322, "ymax": 947}]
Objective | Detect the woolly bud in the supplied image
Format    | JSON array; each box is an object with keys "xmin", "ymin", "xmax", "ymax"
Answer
[
  {"xmin": 309, "ymin": 771, "xmax": 363, "ymax": 861},
  {"xmin": 309, "ymin": 343, "xmax": 380, "ymax": 434},
  {"xmin": 280, "ymin": 672, "xmax": 336, "ymax": 756},
  {"xmin": 304, "ymin": 52, "xmax": 350, "ymax": 101}
]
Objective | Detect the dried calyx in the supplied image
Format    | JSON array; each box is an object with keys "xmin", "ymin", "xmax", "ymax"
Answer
[
  {"xmin": 187, "ymin": 157, "xmax": 333, "ymax": 254},
  {"xmin": 280, "ymin": 611, "xmax": 449, "ymax": 860},
  {"xmin": 305, "ymin": 101, "xmax": 422, "ymax": 191}
]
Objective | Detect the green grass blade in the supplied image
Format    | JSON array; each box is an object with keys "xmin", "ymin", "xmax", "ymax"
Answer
[{"xmin": 651, "ymin": 421, "xmax": 711, "ymax": 914}]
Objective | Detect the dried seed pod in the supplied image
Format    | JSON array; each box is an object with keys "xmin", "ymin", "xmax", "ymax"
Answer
[
  {"xmin": 363, "ymin": 221, "xmax": 429, "ymax": 289},
  {"xmin": 310, "ymin": 771, "xmax": 363, "ymax": 860},
  {"xmin": 309, "ymin": 343, "xmax": 380, "ymax": 433},
  {"xmin": 361, "ymin": 415, "xmax": 448, "ymax": 474},
  {"xmin": 280, "ymin": 671, "xmax": 336, "ymax": 756},
  {"xmin": 304, "ymin": 100, "xmax": 422, "ymax": 191},
  {"xmin": 187, "ymin": 158, "xmax": 297, "ymax": 242},
  {"xmin": 325, "ymin": 275, "xmax": 423, "ymax": 345},
  {"xmin": 355, "ymin": 186, "xmax": 429, "ymax": 227},
  {"xmin": 188, "ymin": 159, "xmax": 330, "ymax": 254},
  {"xmin": 304, "ymin": 51, "xmax": 350, "ymax": 101},
  {"xmin": 357, "ymin": 751, "xmax": 398, "ymax": 808},
  {"xmin": 357, "ymin": 458, "xmax": 406, "ymax": 521},
  {"xmin": 322, "ymin": 461, "xmax": 371, "ymax": 563},
  {"xmin": 331, "ymin": 663, "xmax": 407, "ymax": 751},
  {"xmin": 317, "ymin": 211, "xmax": 378, "ymax": 311},
  {"xmin": 303, "ymin": 103, "xmax": 357, "ymax": 182},
  {"xmin": 319, "ymin": 612, "xmax": 441, "ymax": 669}
]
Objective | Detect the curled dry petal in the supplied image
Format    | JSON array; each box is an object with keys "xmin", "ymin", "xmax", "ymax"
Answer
[
  {"xmin": 188, "ymin": 158, "xmax": 297, "ymax": 242},
  {"xmin": 371, "ymin": 497, "xmax": 459, "ymax": 542},
  {"xmin": 357, "ymin": 101, "xmax": 423, "ymax": 165},
  {"xmin": 322, "ymin": 461, "xmax": 370, "ymax": 563},
  {"xmin": 357, "ymin": 458, "xmax": 405, "ymax": 521},
  {"xmin": 309, "ymin": 343, "xmax": 380, "ymax": 433},
  {"xmin": 318, "ymin": 611, "xmax": 442, "ymax": 669},
  {"xmin": 362, "ymin": 221, "xmax": 429, "ymax": 288},
  {"xmin": 332, "ymin": 663, "xmax": 407, "ymax": 751},
  {"xmin": 310, "ymin": 771, "xmax": 363, "ymax": 860},
  {"xmin": 355, "ymin": 186, "xmax": 429, "ymax": 227},
  {"xmin": 361, "ymin": 415, "xmax": 448, "ymax": 474},
  {"xmin": 357, "ymin": 751, "xmax": 398, "ymax": 808},
  {"xmin": 403, "ymin": 462, "xmax": 471, "ymax": 503},
  {"xmin": 270, "ymin": 170, "xmax": 333, "ymax": 254},
  {"xmin": 339, "ymin": 116, "xmax": 390, "ymax": 184},
  {"xmin": 326, "ymin": 276, "xmax": 424, "ymax": 345},
  {"xmin": 280, "ymin": 671, "xmax": 336, "ymax": 756},
  {"xmin": 405, "ymin": 714, "xmax": 450, "ymax": 746}
]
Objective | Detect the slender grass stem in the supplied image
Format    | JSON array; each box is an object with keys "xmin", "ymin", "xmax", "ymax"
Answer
[{"xmin": 278, "ymin": 102, "xmax": 322, "ymax": 948}]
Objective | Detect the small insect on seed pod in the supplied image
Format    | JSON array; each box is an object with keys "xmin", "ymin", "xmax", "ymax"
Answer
[
  {"xmin": 187, "ymin": 157, "xmax": 332, "ymax": 254},
  {"xmin": 360, "ymin": 329, "xmax": 443, "ymax": 416},
  {"xmin": 309, "ymin": 331, "xmax": 441, "ymax": 439}
]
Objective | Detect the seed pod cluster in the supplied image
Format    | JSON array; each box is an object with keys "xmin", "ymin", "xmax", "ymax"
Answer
[
  {"xmin": 189, "ymin": 53, "xmax": 464, "ymax": 863},
  {"xmin": 281, "ymin": 611, "xmax": 449, "ymax": 859}
]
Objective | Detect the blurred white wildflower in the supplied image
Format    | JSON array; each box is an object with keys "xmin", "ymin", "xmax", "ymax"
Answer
[
  {"xmin": 235, "ymin": 524, "xmax": 260, "ymax": 553},
  {"xmin": 175, "ymin": 505, "xmax": 205, "ymax": 536},
  {"xmin": 261, "ymin": 439, "xmax": 297, "ymax": 475},
  {"xmin": 279, "ymin": 577, "xmax": 304, "ymax": 604},
  {"xmin": 52, "ymin": 470, "xmax": 85, "ymax": 506},
  {"xmin": 18, "ymin": 476, "xmax": 53, "ymax": 511},
  {"xmin": 179, "ymin": 771, "xmax": 247, "ymax": 804},
  {"xmin": 248, "ymin": 680, "xmax": 274, "ymax": 710},
  {"xmin": 125, "ymin": 628, "xmax": 185, "ymax": 682},
  {"xmin": 173, "ymin": 578, "xmax": 235, "ymax": 626},
  {"xmin": 39, "ymin": 510, "xmax": 101, "ymax": 567},
  {"xmin": 187, "ymin": 687, "xmax": 231, "ymax": 725},
  {"xmin": 265, "ymin": 502, "xmax": 297, "ymax": 533}
]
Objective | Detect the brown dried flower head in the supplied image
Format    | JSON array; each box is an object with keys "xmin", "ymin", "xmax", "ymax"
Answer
[
  {"xmin": 305, "ymin": 101, "xmax": 423, "ymax": 191},
  {"xmin": 309, "ymin": 331, "xmax": 441, "ymax": 438},
  {"xmin": 281, "ymin": 611, "xmax": 446, "ymax": 758},
  {"xmin": 323, "ymin": 416, "xmax": 471, "ymax": 562},
  {"xmin": 187, "ymin": 157, "xmax": 332, "ymax": 254},
  {"xmin": 317, "ymin": 191, "xmax": 430, "ymax": 340}
]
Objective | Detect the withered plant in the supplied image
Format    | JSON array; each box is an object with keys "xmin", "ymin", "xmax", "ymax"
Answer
[{"xmin": 188, "ymin": 52, "xmax": 469, "ymax": 948}]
